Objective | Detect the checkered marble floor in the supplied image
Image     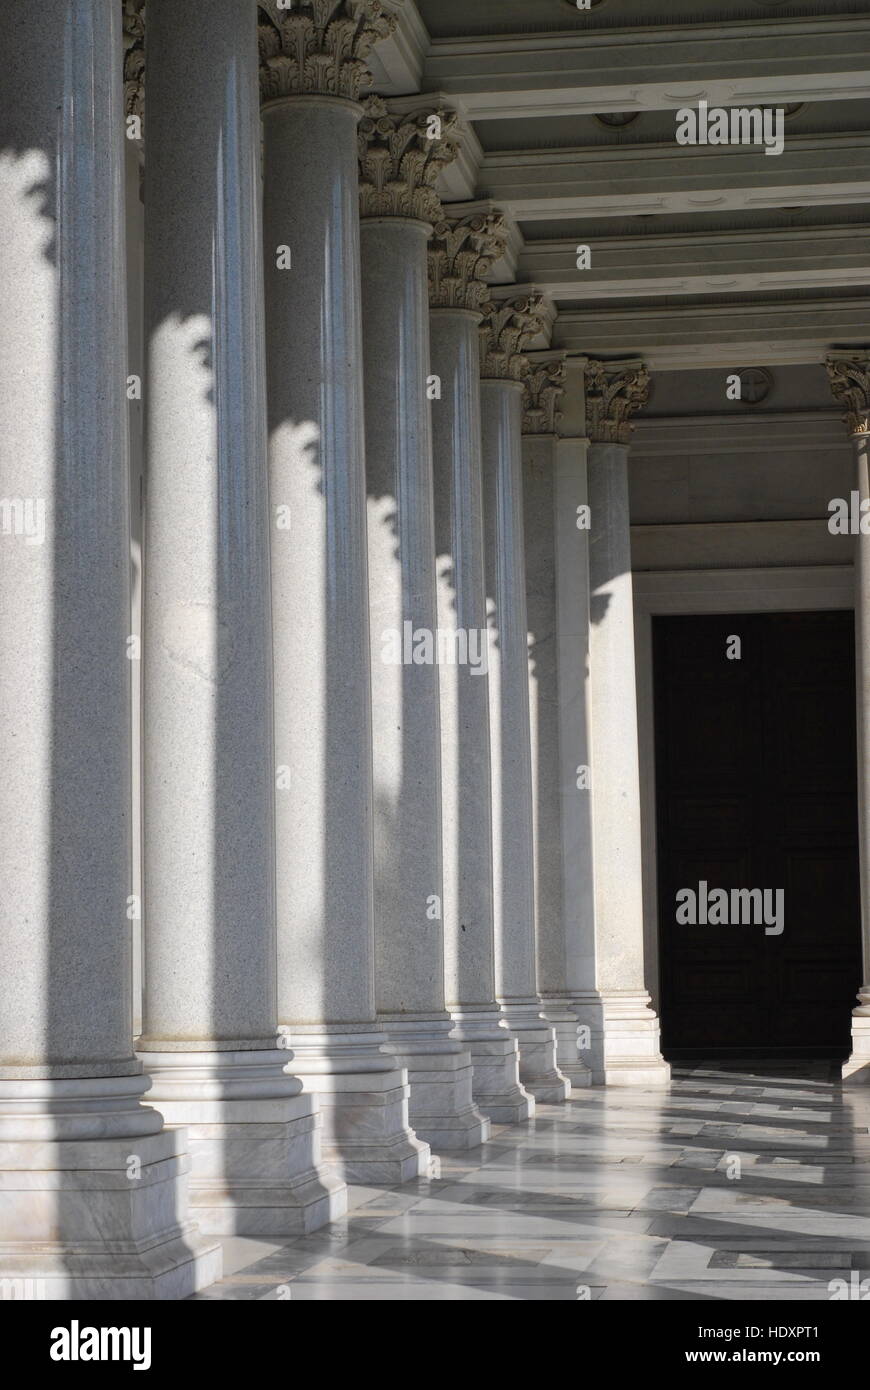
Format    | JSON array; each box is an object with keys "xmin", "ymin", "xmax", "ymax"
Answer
[{"xmin": 194, "ymin": 1061, "xmax": 870, "ymax": 1301}]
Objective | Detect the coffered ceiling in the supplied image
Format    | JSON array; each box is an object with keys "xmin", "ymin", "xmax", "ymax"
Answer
[{"xmin": 373, "ymin": 0, "xmax": 870, "ymax": 367}]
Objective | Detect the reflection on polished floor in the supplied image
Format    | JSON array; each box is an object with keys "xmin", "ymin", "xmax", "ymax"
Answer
[{"xmin": 195, "ymin": 1063, "xmax": 870, "ymax": 1302}]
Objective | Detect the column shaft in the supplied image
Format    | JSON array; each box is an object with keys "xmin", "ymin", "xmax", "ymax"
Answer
[
  {"xmin": 846, "ymin": 431, "xmax": 870, "ymax": 1078},
  {"xmin": 0, "ymin": 0, "xmax": 219, "ymax": 1296},
  {"xmin": 523, "ymin": 418, "xmax": 592, "ymax": 1088},
  {"xmin": 480, "ymin": 371, "xmax": 569, "ymax": 1102},
  {"xmin": 431, "ymin": 309, "xmax": 532, "ymax": 1123},
  {"xmin": 263, "ymin": 94, "xmax": 428, "ymax": 1182},
  {"xmin": 553, "ymin": 433, "xmax": 600, "ymax": 1081},
  {"xmin": 586, "ymin": 412, "xmax": 669, "ymax": 1085},
  {"xmin": 828, "ymin": 355, "xmax": 870, "ymax": 1082},
  {"xmin": 361, "ymin": 217, "xmax": 487, "ymax": 1149},
  {"xmin": 139, "ymin": 0, "xmax": 345, "ymax": 1236}
]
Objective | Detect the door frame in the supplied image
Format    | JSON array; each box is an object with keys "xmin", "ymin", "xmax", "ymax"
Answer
[{"xmin": 633, "ymin": 564, "xmax": 855, "ymax": 1019}]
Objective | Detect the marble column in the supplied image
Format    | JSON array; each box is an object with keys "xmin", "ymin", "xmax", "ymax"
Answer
[
  {"xmin": 827, "ymin": 354, "xmax": 870, "ymax": 1084},
  {"xmin": 138, "ymin": 0, "xmax": 346, "ymax": 1237},
  {"xmin": 429, "ymin": 215, "xmax": 533, "ymax": 1124},
  {"xmin": 0, "ymin": 0, "xmax": 220, "ymax": 1297},
  {"xmin": 358, "ymin": 103, "xmax": 488, "ymax": 1148},
  {"xmin": 522, "ymin": 355, "xmax": 592, "ymax": 1089},
  {"xmin": 480, "ymin": 296, "xmax": 570, "ymax": 1103},
  {"xmin": 259, "ymin": 1, "xmax": 429, "ymax": 1183},
  {"xmin": 585, "ymin": 360, "xmax": 670, "ymax": 1085}
]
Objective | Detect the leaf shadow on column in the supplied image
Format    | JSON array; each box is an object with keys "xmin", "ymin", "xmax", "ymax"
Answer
[
  {"xmin": 0, "ymin": 0, "xmax": 199, "ymax": 1286},
  {"xmin": 139, "ymin": 15, "xmax": 278, "ymax": 1235},
  {"xmin": 263, "ymin": 138, "xmax": 377, "ymax": 1032}
]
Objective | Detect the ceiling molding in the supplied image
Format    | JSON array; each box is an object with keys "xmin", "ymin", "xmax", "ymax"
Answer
[
  {"xmin": 519, "ymin": 224, "xmax": 870, "ymax": 300},
  {"xmin": 367, "ymin": 0, "xmax": 429, "ymax": 95},
  {"xmin": 630, "ymin": 521, "xmax": 850, "ymax": 574},
  {"xmin": 422, "ymin": 19, "xmax": 870, "ymax": 118},
  {"xmin": 555, "ymin": 296, "xmax": 870, "ymax": 367},
  {"xmin": 630, "ymin": 410, "xmax": 850, "ymax": 453},
  {"xmin": 479, "ymin": 135, "xmax": 870, "ymax": 221}
]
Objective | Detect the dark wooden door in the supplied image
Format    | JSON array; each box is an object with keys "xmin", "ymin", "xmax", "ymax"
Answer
[{"xmin": 654, "ymin": 611, "xmax": 862, "ymax": 1057}]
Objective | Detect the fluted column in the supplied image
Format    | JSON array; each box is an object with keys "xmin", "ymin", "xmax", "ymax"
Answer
[
  {"xmin": 480, "ymin": 296, "xmax": 569, "ymax": 1103},
  {"xmin": 0, "ymin": 0, "xmax": 219, "ymax": 1297},
  {"xmin": 358, "ymin": 103, "xmax": 488, "ymax": 1149},
  {"xmin": 523, "ymin": 355, "xmax": 592, "ymax": 1089},
  {"xmin": 259, "ymin": 0, "xmax": 429, "ymax": 1183},
  {"xmin": 138, "ymin": 0, "xmax": 345, "ymax": 1237},
  {"xmin": 827, "ymin": 353, "xmax": 870, "ymax": 1084},
  {"xmin": 429, "ymin": 215, "xmax": 533, "ymax": 1123},
  {"xmin": 585, "ymin": 360, "xmax": 670, "ymax": 1085}
]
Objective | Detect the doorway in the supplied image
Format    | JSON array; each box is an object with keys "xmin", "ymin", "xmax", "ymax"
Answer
[{"xmin": 653, "ymin": 610, "xmax": 862, "ymax": 1058}]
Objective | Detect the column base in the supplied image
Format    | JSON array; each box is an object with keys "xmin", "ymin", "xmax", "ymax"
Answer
[
  {"xmin": 597, "ymin": 991, "xmax": 670, "ymax": 1087},
  {"xmin": 136, "ymin": 1048, "xmax": 347, "ymax": 1237},
  {"xmin": 0, "ymin": 1072, "xmax": 222, "ymax": 1300},
  {"xmin": 279, "ymin": 1025, "xmax": 432, "ymax": 1185},
  {"xmin": 540, "ymin": 997, "xmax": 593, "ymax": 1089},
  {"xmin": 572, "ymin": 991, "xmax": 607, "ymax": 1084},
  {"xmin": 448, "ymin": 1008, "xmax": 534, "ymax": 1124},
  {"xmin": 380, "ymin": 1015, "xmax": 490, "ymax": 1150},
  {"xmin": 842, "ymin": 994, "xmax": 870, "ymax": 1084},
  {"xmin": 498, "ymin": 998, "xmax": 570, "ymax": 1103}
]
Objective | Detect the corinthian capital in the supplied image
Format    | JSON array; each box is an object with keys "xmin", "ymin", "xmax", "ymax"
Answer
[
  {"xmin": 826, "ymin": 353, "xmax": 870, "ymax": 437},
  {"xmin": 123, "ymin": 0, "xmax": 145, "ymax": 122},
  {"xmin": 257, "ymin": 0, "xmax": 398, "ymax": 104},
  {"xmin": 523, "ymin": 356, "xmax": 567, "ymax": 436},
  {"xmin": 358, "ymin": 98, "xmax": 459, "ymax": 222},
  {"xmin": 479, "ymin": 295, "xmax": 549, "ymax": 383},
  {"xmin": 584, "ymin": 359, "xmax": 650, "ymax": 444},
  {"xmin": 427, "ymin": 212, "xmax": 507, "ymax": 314}
]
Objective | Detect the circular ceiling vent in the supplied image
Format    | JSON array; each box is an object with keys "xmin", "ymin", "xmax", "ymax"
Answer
[
  {"xmin": 593, "ymin": 111, "xmax": 641, "ymax": 128},
  {"xmin": 735, "ymin": 368, "xmax": 774, "ymax": 405}
]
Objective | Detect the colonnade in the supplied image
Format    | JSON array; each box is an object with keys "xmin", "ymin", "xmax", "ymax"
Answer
[
  {"xmin": 0, "ymin": 0, "xmax": 671, "ymax": 1298},
  {"xmin": 7, "ymin": 0, "xmax": 870, "ymax": 1302}
]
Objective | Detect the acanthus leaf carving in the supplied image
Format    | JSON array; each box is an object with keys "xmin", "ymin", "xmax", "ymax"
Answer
[
  {"xmin": 584, "ymin": 359, "xmax": 650, "ymax": 444},
  {"xmin": 123, "ymin": 0, "xmax": 146, "ymax": 123},
  {"xmin": 826, "ymin": 353, "xmax": 870, "ymax": 437},
  {"xmin": 257, "ymin": 0, "xmax": 398, "ymax": 104},
  {"xmin": 358, "ymin": 98, "xmax": 460, "ymax": 222},
  {"xmin": 479, "ymin": 295, "xmax": 549, "ymax": 383},
  {"xmin": 523, "ymin": 359, "xmax": 567, "ymax": 437},
  {"xmin": 427, "ymin": 212, "xmax": 508, "ymax": 314}
]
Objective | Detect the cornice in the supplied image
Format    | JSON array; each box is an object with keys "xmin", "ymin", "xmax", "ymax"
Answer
[{"xmin": 365, "ymin": 0, "xmax": 428, "ymax": 94}]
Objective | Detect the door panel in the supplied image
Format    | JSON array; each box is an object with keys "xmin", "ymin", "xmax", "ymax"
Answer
[{"xmin": 654, "ymin": 611, "xmax": 862, "ymax": 1056}]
